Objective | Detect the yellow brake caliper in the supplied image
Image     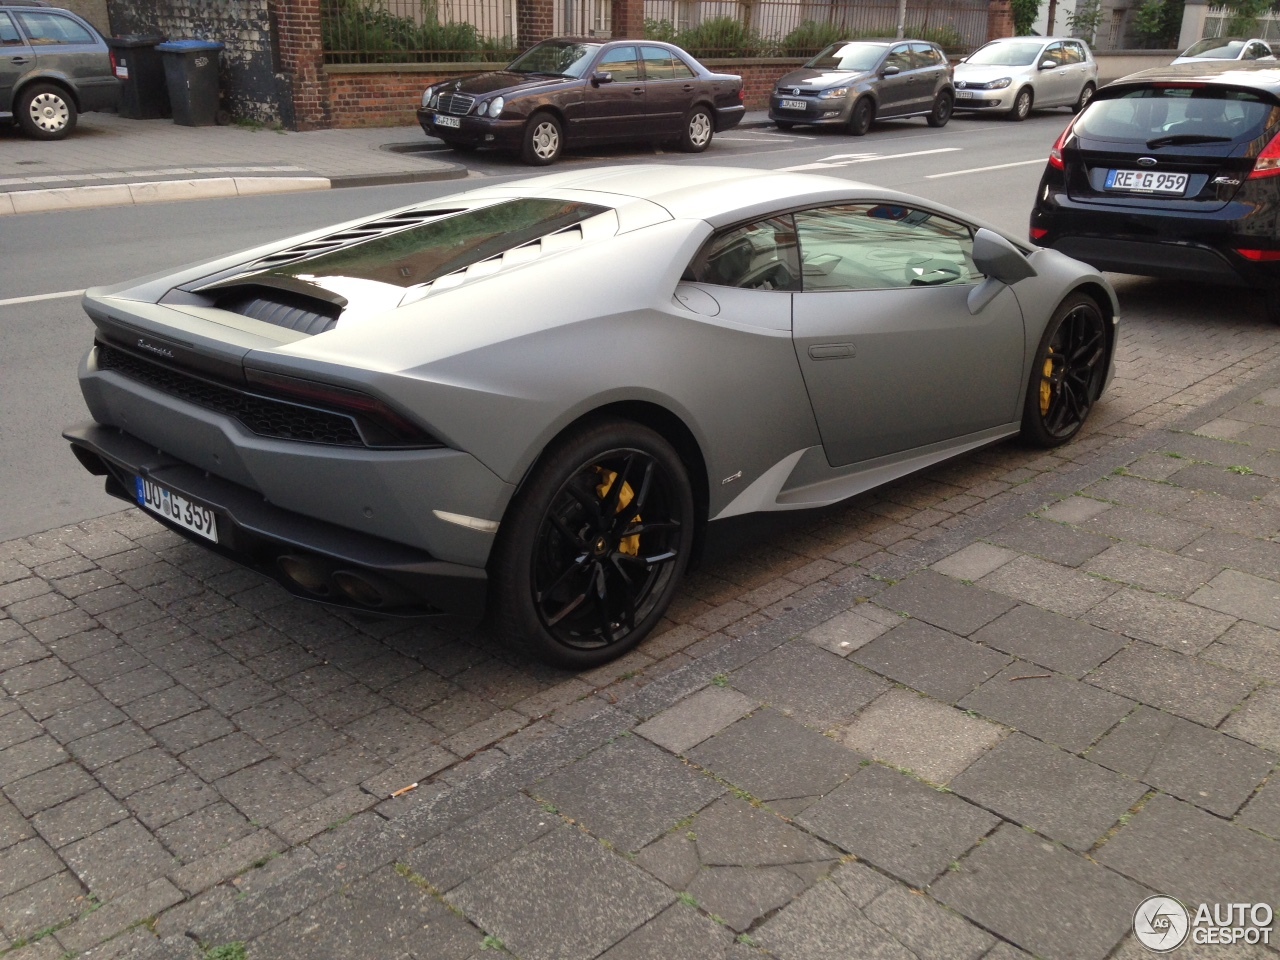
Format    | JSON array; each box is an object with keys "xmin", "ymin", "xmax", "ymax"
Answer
[
  {"xmin": 596, "ymin": 469, "xmax": 641, "ymax": 556},
  {"xmin": 1039, "ymin": 347, "xmax": 1055, "ymax": 417}
]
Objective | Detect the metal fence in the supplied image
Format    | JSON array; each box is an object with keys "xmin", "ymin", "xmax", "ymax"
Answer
[
  {"xmin": 1203, "ymin": 5, "xmax": 1280, "ymax": 40},
  {"xmin": 320, "ymin": 0, "xmax": 987, "ymax": 64}
]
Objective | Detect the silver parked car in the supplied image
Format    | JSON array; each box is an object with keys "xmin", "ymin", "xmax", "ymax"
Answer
[
  {"xmin": 954, "ymin": 36, "xmax": 1098, "ymax": 120},
  {"xmin": 64, "ymin": 167, "xmax": 1117, "ymax": 666},
  {"xmin": 1171, "ymin": 37, "xmax": 1276, "ymax": 65}
]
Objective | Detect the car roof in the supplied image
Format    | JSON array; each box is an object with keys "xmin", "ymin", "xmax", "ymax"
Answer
[
  {"xmin": 1108, "ymin": 60, "xmax": 1280, "ymax": 92},
  {"xmin": 456, "ymin": 165, "xmax": 1010, "ymax": 236}
]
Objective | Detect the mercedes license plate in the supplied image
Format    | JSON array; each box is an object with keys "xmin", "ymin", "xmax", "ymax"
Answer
[
  {"xmin": 1105, "ymin": 169, "xmax": 1188, "ymax": 195},
  {"xmin": 135, "ymin": 477, "xmax": 218, "ymax": 543},
  {"xmin": 779, "ymin": 99, "xmax": 806, "ymax": 111},
  {"xmin": 434, "ymin": 115, "xmax": 461, "ymax": 129}
]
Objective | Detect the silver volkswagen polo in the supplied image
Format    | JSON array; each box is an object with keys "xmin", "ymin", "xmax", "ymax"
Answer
[{"xmin": 953, "ymin": 36, "xmax": 1098, "ymax": 120}]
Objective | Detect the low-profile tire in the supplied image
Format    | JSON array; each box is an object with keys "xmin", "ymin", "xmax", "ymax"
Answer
[
  {"xmin": 774, "ymin": 120, "xmax": 795, "ymax": 131},
  {"xmin": 1008, "ymin": 87, "xmax": 1033, "ymax": 122},
  {"xmin": 1021, "ymin": 292, "xmax": 1108, "ymax": 447},
  {"xmin": 926, "ymin": 91, "xmax": 953, "ymax": 128},
  {"xmin": 1074, "ymin": 82, "xmax": 1096, "ymax": 113},
  {"xmin": 679, "ymin": 105, "xmax": 714, "ymax": 152},
  {"xmin": 488, "ymin": 418, "xmax": 696, "ymax": 668},
  {"xmin": 848, "ymin": 96, "xmax": 874, "ymax": 136},
  {"xmin": 521, "ymin": 111, "xmax": 563, "ymax": 165},
  {"xmin": 17, "ymin": 82, "xmax": 77, "ymax": 140}
]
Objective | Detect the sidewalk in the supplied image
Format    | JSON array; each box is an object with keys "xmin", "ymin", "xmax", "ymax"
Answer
[
  {"xmin": 0, "ymin": 110, "xmax": 777, "ymax": 216},
  {"xmin": 1, "ymin": 337, "xmax": 1278, "ymax": 959}
]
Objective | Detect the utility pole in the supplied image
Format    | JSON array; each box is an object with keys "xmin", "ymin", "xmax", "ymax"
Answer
[
  {"xmin": 897, "ymin": 0, "xmax": 907, "ymax": 36},
  {"xmin": 1046, "ymin": 0, "xmax": 1057, "ymax": 34}
]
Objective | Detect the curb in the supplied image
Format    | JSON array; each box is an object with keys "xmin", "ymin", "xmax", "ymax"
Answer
[{"xmin": 0, "ymin": 161, "xmax": 470, "ymax": 217}]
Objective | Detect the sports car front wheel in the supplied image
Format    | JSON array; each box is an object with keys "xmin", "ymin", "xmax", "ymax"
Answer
[
  {"xmin": 1021, "ymin": 292, "xmax": 1107, "ymax": 447},
  {"xmin": 489, "ymin": 419, "xmax": 695, "ymax": 668}
]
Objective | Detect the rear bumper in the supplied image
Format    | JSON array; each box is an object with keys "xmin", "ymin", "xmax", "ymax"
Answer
[
  {"xmin": 64, "ymin": 422, "xmax": 488, "ymax": 619},
  {"xmin": 715, "ymin": 103, "xmax": 744, "ymax": 131},
  {"xmin": 1046, "ymin": 236, "xmax": 1247, "ymax": 285}
]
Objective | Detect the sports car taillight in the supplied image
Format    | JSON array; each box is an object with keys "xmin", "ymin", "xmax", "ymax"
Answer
[
  {"xmin": 1248, "ymin": 129, "xmax": 1280, "ymax": 179},
  {"xmin": 1234, "ymin": 247, "xmax": 1280, "ymax": 260},
  {"xmin": 1048, "ymin": 116, "xmax": 1078, "ymax": 171},
  {"xmin": 243, "ymin": 368, "xmax": 441, "ymax": 449}
]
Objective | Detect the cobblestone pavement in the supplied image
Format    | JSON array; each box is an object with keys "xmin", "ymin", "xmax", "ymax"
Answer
[{"xmin": 2, "ymin": 275, "xmax": 1280, "ymax": 959}]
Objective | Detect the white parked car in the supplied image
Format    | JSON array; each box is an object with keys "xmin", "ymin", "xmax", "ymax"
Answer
[
  {"xmin": 1172, "ymin": 37, "xmax": 1276, "ymax": 65},
  {"xmin": 953, "ymin": 36, "xmax": 1099, "ymax": 121}
]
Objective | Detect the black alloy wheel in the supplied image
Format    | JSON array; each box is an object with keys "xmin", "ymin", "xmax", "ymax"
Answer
[
  {"xmin": 489, "ymin": 419, "xmax": 694, "ymax": 668},
  {"xmin": 1008, "ymin": 87, "xmax": 1033, "ymax": 122},
  {"xmin": 848, "ymin": 97, "xmax": 874, "ymax": 136},
  {"xmin": 1021, "ymin": 293, "xmax": 1108, "ymax": 447},
  {"xmin": 927, "ymin": 91, "xmax": 953, "ymax": 128}
]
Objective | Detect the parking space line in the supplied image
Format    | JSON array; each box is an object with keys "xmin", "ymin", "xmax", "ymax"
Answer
[
  {"xmin": 782, "ymin": 146, "xmax": 960, "ymax": 172},
  {"xmin": 0, "ymin": 289, "xmax": 85, "ymax": 307},
  {"xmin": 926, "ymin": 158, "xmax": 1045, "ymax": 179}
]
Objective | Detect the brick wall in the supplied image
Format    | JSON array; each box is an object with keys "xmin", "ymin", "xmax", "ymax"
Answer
[
  {"xmin": 986, "ymin": 0, "xmax": 1014, "ymax": 41},
  {"xmin": 516, "ymin": 0, "xmax": 554, "ymax": 46},
  {"xmin": 106, "ymin": 0, "xmax": 291, "ymax": 124},
  {"xmin": 324, "ymin": 58, "xmax": 806, "ymax": 128}
]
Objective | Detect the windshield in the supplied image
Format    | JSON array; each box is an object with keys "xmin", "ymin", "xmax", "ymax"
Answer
[
  {"xmin": 1180, "ymin": 38, "xmax": 1247, "ymax": 59},
  {"xmin": 805, "ymin": 42, "xmax": 886, "ymax": 71},
  {"xmin": 508, "ymin": 40, "xmax": 600, "ymax": 77},
  {"xmin": 966, "ymin": 41, "xmax": 1043, "ymax": 66},
  {"xmin": 1077, "ymin": 87, "xmax": 1275, "ymax": 142}
]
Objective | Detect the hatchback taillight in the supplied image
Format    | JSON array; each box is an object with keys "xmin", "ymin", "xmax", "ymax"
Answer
[
  {"xmin": 1248, "ymin": 129, "xmax": 1280, "ymax": 179},
  {"xmin": 1048, "ymin": 116, "xmax": 1078, "ymax": 170}
]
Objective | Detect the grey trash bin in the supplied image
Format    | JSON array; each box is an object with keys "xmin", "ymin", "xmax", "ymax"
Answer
[
  {"xmin": 156, "ymin": 39, "xmax": 225, "ymax": 126},
  {"xmin": 107, "ymin": 36, "xmax": 170, "ymax": 120}
]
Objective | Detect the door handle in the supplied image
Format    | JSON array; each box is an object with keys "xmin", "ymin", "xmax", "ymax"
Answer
[
  {"xmin": 6, "ymin": 56, "xmax": 31, "ymax": 64},
  {"xmin": 808, "ymin": 343, "xmax": 855, "ymax": 360},
  {"xmin": 632, "ymin": 87, "xmax": 643, "ymax": 95},
  {"xmin": 682, "ymin": 84, "xmax": 693, "ymax": 91}
]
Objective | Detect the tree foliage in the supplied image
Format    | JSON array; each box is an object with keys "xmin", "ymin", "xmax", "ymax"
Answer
[{"xmin": 1011, "ymin": 0, "xmax": 1042, "ymax": 35}]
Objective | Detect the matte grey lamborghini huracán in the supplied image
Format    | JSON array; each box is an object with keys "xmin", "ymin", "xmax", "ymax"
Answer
[{"xmin": 65, "ymin": 167, "xmax": 1118, "ymax": 667}]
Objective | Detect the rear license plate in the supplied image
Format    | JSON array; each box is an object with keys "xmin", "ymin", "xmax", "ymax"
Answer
[
  {"xmin": 434, "ymin": 115, "xmax": 461, "ymax": 129},
  {"xmin": 955, "ymin": 90, "xmax": 973, "ymax": 99},
  {"xmin": 1105, "ymin": 169, "xmax": 1188, "ymax": 195},
  {"xmin": 135, "ymin": 477, "xmax": 218, "ymax": 543},
  {"xmin": 779, "ymin": 99, "xmax": 806, "ymax": 111}
]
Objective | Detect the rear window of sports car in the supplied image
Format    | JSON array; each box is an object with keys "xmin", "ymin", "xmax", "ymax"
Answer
[{"xmin": 259, "ymin": 198, "xmax": 609, "ymax": 290}]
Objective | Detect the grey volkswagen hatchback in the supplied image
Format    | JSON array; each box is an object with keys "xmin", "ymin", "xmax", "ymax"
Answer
[
  {"xmin": 0, "ymin": 0, "xmax": 119, "ymax": 139},
  {"xmin": 769, "ymin": 39, "xmax": 954, "ymax": 135}
]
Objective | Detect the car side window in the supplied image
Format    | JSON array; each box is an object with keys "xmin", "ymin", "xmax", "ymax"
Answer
[
  {"xmin": 1042, "ymin": 42, "xmax": 1064, "ymax": 66},
  {"xmin": 684, "ymin": 216, "xmax": 801, "ymax": 292},
  {"xmin": 0, "ymin": 12, "xmax": 22, "ymax": 45},
  {"xmin": 599, "ymin": 46, "xmax": 642, "ymax": 82},
  {"xmin": 909, "ymin": 43, "xmax": 939, "ymax": 67},
  {"xmin": 14, "ymin": 11, "xmax": 94, "ymax": 44},
  {"xmin": 886, "ymin": 45, "xmax": 913, "ymax": 72},
  {"xmin": 641, "ymin": 46, "xmax": 694, "ymax": 79},
  {"xmin": 1061, "ymin": 42, "xmax": 1083, "ymax": 64},
  {"xmin": 1252, "ymin": 42, "xmax": 1272, "ymax": 59},
  {"xmin": 793, "ymin": 203, "xmax": 981, "ymax": 292}
]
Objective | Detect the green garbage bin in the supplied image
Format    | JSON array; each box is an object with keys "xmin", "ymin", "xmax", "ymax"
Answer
[
  {"xmin": 107, "ymin": 36, "xmax": 170, "ymax": 120},
  {"xmin": 156, "ymin": 39, "xmax": 225, "ymax": 126}
]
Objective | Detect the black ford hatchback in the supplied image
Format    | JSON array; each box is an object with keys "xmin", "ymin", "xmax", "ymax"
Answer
[{"xmin": 1029, "ymin": 63, "xmax": 1280, "ymax": 320}]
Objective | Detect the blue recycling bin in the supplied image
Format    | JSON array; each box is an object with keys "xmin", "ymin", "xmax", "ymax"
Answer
[{"xmin": 156, "ymin": 39, "xmax": 225, "ymax": 126}]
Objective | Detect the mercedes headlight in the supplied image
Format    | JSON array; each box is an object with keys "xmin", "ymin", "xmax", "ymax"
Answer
[
  {"xmin": 488, "ymin": 96, "xmax": 504, "ymax": 118},
  {"xmin": 818, "ymin": 87, "xmax": 849, "ymax": 99},
  {"xmin": 422, "ymin": 87, "xmax": 438, "ymax": 108}
]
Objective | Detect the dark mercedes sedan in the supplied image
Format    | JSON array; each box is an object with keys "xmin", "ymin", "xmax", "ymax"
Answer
[
  {"xmin": 416, "ymin": 38, "xmax": 744, "ymax": 164},
  {"xmin": 769, "ymin": 39, "xmax": 954, "ymax": 135},
  {"xmin": 1029, "ymin": 64, "xmax": 1280, "ymax": 321}
]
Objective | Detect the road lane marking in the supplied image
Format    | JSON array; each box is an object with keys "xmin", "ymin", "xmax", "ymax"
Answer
[
  {"xmin": 926, "ymin": 158, "xmax": 1046, "ymax": 179},
  {"xmin": 0, "ymin": 289, "xmax": 85, "ymax": 307},
  {"xmin": 781, "ymin": 147, "xmax": 961, "ymax": 171}
]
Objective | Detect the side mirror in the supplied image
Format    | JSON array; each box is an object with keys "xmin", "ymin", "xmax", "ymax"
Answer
[
  {"xmin": 1040, "ymin": 59, "xmax": 1057, "ymax": 69},
  {"xmin": 883, "ymin": 64, "xmax": 900, "ymax": 75},
  {"xmin": 591, "ymin": 70, "xmax": 613, "ymax": 85},
  {"xmin": 973, "ymin": 228, "xmax": 1037, "ymax": 285}
]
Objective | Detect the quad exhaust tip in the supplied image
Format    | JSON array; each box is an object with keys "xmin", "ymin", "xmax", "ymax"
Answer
[{"xmin": 277, "ymin": 554, "xmax": 398, "ymax": 609}]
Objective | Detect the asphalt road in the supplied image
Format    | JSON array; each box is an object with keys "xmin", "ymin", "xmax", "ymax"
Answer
[{"xmin": 0, "ymin": 110, "xmax": 1264, "ymax": 540}]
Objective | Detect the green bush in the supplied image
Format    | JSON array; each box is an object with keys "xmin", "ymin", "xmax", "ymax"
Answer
[
  {"xmin": 321, "ymin": 0, "xmax": 516, "ymax": 64},
  {"xmin": 643, "ymin": 17, "xmax": 680, "ymax": 44},
  {"xmin": 779, "ymin": 21, "xmax": 850, "ymax": 57},
  {"xmin": 1010, "ymin": 0, "xmax": 1041, "ymax": 36},
  {"xmin": 672, "ymin": 16, "xmax": 773, "ymax": 58}
]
